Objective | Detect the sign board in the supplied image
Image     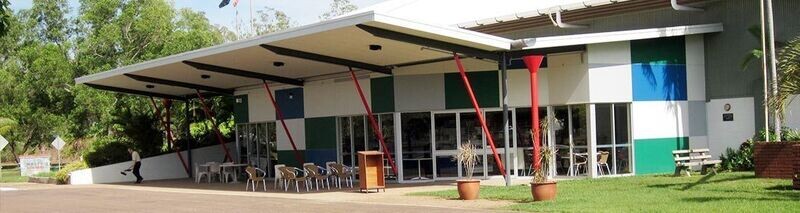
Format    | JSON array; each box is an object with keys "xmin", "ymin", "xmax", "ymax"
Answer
[
  {"xmin": 0, "ymin": 135, "xmax": 8, "ymax": 151},
  {"xmin": 722, "ymin": 113, "xmax": 734, "ymax": 122},
  {"xmin": 51, "ymin": 136, "xmax": 66, "ymax": 150},
  {"xmin": 19, "ymin": 155, "xmax": 51, "ymax": 176}
]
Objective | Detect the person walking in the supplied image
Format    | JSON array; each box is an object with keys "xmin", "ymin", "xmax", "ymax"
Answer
[{"xmin": 127, "ymin": 148, "xmax": 143, "ymax": 183}]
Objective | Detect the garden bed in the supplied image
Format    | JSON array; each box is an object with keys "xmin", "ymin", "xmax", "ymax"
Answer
[{"xmin": 754, "ymin": 142, "xmax": 799, "ymax": 179}]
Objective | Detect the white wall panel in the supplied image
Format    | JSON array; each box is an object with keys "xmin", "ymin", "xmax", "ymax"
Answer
[
  {"xmin": 587, "ymin": 41, "xmax": 632, "ymax": 103},
  {"xmin": 395, "ymin": 74, "xmax": 446, "ymax": 111},
  {"xmin": 631, "ymin": 101, "xmax": 689, "ymax": 140},
  {"xmin": 686, "ymin": 35, "xmax": 706, "ymax": 101},
  {"xmin": 276, "ymin": 118, "xmax": 306, "ymax": 151},
  {"xmin": 304, "ymin": 78, "xmax": 370, "ymax": 118},
  {"xmin": 706, "ymin": 97, "xmax": 755, "ymax": 158},
  {"xmin": 245, "ymin": 88, "xmax": 277, "ymax": 122},
  {"xmin": 782, "ymin": 95, "xmax": 800, "ymax": 129},
  {"xmin": 547, "ymin": 52, "xmax": 590, "ymax": 105},
  {"xmin": 508, "ymin": 68, "xmax": 550, "ymax": 107}
]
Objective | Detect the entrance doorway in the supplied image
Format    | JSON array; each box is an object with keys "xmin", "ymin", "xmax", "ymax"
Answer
[
  {"xmin": 235, "ymin": 122, "xmax": 277, "ymax": 177},
  {"xmin": 429, "ymin": 110, "xmax": 512, "ymax": 180}
]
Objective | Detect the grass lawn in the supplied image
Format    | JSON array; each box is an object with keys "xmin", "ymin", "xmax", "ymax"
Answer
[
  {"xmin": 410, "ymin": 172, "xmax": 800, "ymax": 212},
  {"xmin": 1, "ymin": 167, "xmax": 28, "ymax": 183}
]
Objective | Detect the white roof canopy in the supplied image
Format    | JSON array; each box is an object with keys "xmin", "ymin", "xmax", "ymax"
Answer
[{"xmin": 75, "ymin": 11, "xmax": 513, "ymax": 99}]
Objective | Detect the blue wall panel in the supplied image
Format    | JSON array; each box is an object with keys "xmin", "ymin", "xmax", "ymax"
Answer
[
  {"xmin": 275, "ymin": 88, "xmax": 304, "ymax": 119},
  {"xmin": 632, "ymin": 64, "xmax": 688, "ymax": 101}
]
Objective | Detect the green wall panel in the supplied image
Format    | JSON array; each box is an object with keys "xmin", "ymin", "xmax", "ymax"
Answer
[
  {"xmin": 277, "ymin": 150, "xmax": 304, "ymax": 168},
  {"xmin": 444, "ymin": 71, "xmax": 499, "ymax": 109},
  {"xmin": 631, "ymin": 36, "xmax": 686, "ymax": 65},
  {"xmin": 233, "ymin": 95, "xmax": 249, "ymax": 124},
  {"xmin": 304, "ymin": 117, "xmax": 337, "ymax": 149},
  {"xmin": 370, "ymin": 76, "xmax": 395, "ymax": 113},
  {"xmin": 634, "ymin": 137, "xmax": 689, "ymax": 174}
]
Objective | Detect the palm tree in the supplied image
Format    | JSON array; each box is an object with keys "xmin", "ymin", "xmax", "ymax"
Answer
[{"xmin": 769, "ymin": 36, "xmax": 800, "ymax": 120}]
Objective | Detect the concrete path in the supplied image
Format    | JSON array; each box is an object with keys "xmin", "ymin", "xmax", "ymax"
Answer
[{"xmin": 0, "ymin": 181, "xmax": 513, "ymax": 213}]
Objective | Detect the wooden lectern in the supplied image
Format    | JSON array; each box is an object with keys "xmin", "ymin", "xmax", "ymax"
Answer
[{"xmin": 358, "ymin": 151, "xmax": 385, "ymax": 193}]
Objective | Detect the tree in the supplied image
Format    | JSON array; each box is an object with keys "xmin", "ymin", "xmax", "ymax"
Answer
[
  {"xmin": 252, "ymin": 7, "xmax": 293, "ymax": 35},
  {"xmin": 0, "ymin": 0, "xmax": 9, "ymax": 37},
  {"xmin": 319, "ymin": 0, "xmax": 357, "ymax": 21},
  {"xmin": 770, "ymin": 36, "xmax": 800, "ymax": 120}
]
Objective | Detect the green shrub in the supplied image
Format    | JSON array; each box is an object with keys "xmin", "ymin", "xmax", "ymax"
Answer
[
  {"xmin": 719, "ymin": 140, "xmax": 754, "ymax": 171},
  {"xmin": 54, "ymin": 161, "xmax": 87, "ymax": 184},
  {"xmin": 753, "ymin": 128, "xmax": 800, "ymax": 142},
  {"xmin": 33, "ymin": 172, "xmax": 55, "ymax": 178},
  {"xmin": 82, "ymin": 138, "xmax": 131, "ymax": 168}
]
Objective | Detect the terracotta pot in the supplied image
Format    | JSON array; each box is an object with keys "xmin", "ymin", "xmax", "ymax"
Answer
[
  {"xmin": 456, "ymin": 179, "xmax": 481, "ymax": 200},
  {"xmin": 531, "ymin": 181, "xmax": 557, "ymax": 201}
]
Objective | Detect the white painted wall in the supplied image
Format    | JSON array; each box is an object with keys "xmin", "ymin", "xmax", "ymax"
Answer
[
  {"xmin": 276, "ymin": 118, "xmax": 305, "ymax": 151},
  {"xmin": 547, "ymin": 52, "xmax": 590, "ymax": 105},
  {"xmin": 706, "ymin": 97, "xmax": 755, "ymax": 158},
  {"xmin": 245, "ymin": 88, "xmax": 277, "ymax": 122},
  {"xmin": 70, "ymin": 143, "xmax": 229, "ymax": 185},
  {"xmin": 508, "ymin": 68, "xmax": 550, "ymax": 107},
  {"xmin": 685, "ymin": 35, "xmax": 706, "ymax": 101},
  {"xmin": 780, "ymin": 95, "xmax": 800, "ymax": 129},
  {"xmin": 304, "ymin": 78, "xmax": 371, "ymax": 118},
  {"xmin": 587, "ymin": 41, "xmax": 633, "ymax": 103},
  {"xmin": 631, "ymin": 101, "xmax": 689, "ymax": 140}
]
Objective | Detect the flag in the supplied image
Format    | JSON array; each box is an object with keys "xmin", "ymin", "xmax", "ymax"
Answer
[
  {"xmin": 219, "ymin": 0, "xmax": 239, "ymax": 8},
  {"xmin": 218, "ymin": 0, "xmax": 230, "ymax": 8}
]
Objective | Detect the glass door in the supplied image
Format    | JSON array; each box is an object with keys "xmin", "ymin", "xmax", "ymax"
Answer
[
  {"xmin": 235, "ymin": 122, "xmax": 277, "ymax": 177},
  {"xmin": 432, "ymin": 113, "xmax": 459, "ymax": 179},
  {"xmin": 400, "ymin": 112, "xmax": 433, "ymax": 181},
  {"xmin": 459, "ymin": 112, "xmax": 486, "ymax": 179}
]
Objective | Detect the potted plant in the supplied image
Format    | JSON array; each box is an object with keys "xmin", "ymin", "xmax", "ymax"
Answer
[
  {"xmin": 453, "ymin": 142, "xmax": 480, "ymax": 200},
  {"xmin": 531, "ymin": 116, "xmax": 558, "ymax": 201}
]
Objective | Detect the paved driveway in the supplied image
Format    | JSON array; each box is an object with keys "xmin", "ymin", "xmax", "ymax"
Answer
[{"xmin": 0, "ymin": 184, "xmax": 499, "ymax": 213}]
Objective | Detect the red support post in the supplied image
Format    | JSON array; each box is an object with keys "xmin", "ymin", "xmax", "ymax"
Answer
[
  {"xmin": 452, "ymin": 53, "xmax": 507, "ymax": 178},
  {"xmin": 348, "ymin": 68, "xmax": 398, "ymax": 176},
  {"xmin": 149, "ymin": 97, "xmax": 190, "ymax": 175},
  {"xmin": 522, "ymin": 56, "xmax": 545, "ymax": 171},
  {"xmin": 261, "ymin": 80, "xmax": 304, "ymax": 165},
  {"xmin": 194, "ymin": 90, "xmax": 234, "ymax": 162}
]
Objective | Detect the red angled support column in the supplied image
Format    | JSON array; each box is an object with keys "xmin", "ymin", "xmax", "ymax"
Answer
[
  {"xmin": 453, "ymin": 53, "xmax": 507, "ymax": 178},
  {"xmin": 348, "ymin": 68, "xmax": 398, "ymax": 176},
  {"xmin": 522, "ymin": 55, "xmax": 545, "ymax": 171},
  {"xmin": 261, "ymin": 80, "xmax": 304, "ymax": 165},
  {"xmin": 195, "ymin": 90, "xmax": 234, "ymax": 162},
  {"xmin": 149, "ymin": 97, "xmax": 190, "ymax": 175}
]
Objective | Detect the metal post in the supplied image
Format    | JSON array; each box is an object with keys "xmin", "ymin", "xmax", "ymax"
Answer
[
  {"xmin": 348, "ymin": 68, "xmax": 399, "ymax": 176},
  {"xmin": 500, "ymin": 53, "xmax": 511, "ymax": 186},
  {"xmin": 194, "ymin": 90, "xmax": 234, "ymax": 162},
  {"xmin": 185, "ymin": 100, "xmax": 193, "ymax": 178},
  {"xmin": 760, "ymin": 0, "xmax": 770, "ymax": 142},
  {"xmin": 522, "ymin": 56, "xmax": 545, "ymax": 171},
  {"xmin": 453, "ymin": 53, "xmax": 507, "ymax": 178},
  {"xmin": 766, "ymin": 0, "xmax": 781, "ymax": 141},
  {"xmin": 261, "ymin": 80, "xmax": 304, "ymax": 165}
]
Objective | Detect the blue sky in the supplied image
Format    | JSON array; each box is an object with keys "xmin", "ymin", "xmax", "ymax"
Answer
[{"xmin": 9, "ymin": 0, "xmax": 387, "ymax": 30}]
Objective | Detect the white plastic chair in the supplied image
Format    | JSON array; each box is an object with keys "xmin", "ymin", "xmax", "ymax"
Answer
[
  {"xmin": 194, "ymin": 162, "xmax": 209, "ymax": 183},
  {"xmin": 221, "ymin": 162, "xmax": 236, "ymax": 183},
  {"xmin": 273, "ymin": 164, "xmax": 285, "ymax": 189},
  {"xmin": 207, "ymin": 162, "xmax": 223, "ymax": 183}
]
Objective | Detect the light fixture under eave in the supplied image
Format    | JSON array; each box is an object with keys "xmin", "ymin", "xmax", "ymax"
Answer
[
  {"xmin": 273, "ymin": 61, "xmax": 285, "ymax": 67},
  {"xmin": 201, "ymin": 74, "xmax": 211, "ymax": 79},
  {"xmin": 145, "ymin": 84, "xmax": 155, "ymax": 89},
  {"xmin": 369, "ymin": 44, "xmax": 382, "ymax": 51}
]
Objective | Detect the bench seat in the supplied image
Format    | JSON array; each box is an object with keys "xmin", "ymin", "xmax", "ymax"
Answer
[{"xmin": 673, "ymin": 148, "xmax": 721, "ymax": 177}]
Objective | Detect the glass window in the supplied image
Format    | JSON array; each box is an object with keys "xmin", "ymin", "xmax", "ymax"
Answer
[
  {"xmin": 595, "ymin": 104, "xmax": 613, "ymax": 146},
  {"xmin": 615, "ymin": 104, "xmax": 630, "ymax": 145},
  {"xmin": 339, "ymin": 117, "xmax": 353, "ymax": 167},
  {"xmin": 401, "ymin": 112, "xmax": 433, "ymax": 180},
  {"xmin": 434, "ymin": 114, "xmax": 457, "ymax": 150},
  {"xmin": 571, "ymin": 105, "xmax": 587, "ymax": 147}
]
